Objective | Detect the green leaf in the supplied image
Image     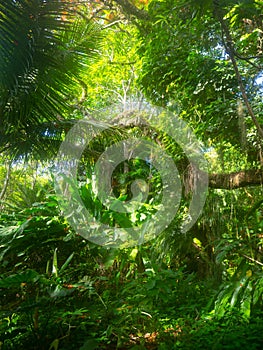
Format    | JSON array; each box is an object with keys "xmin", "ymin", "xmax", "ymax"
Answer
[
  {"xmin": 49, "ymin": 285, "xmax": 74, "ymax": 298},
  {"xmin": 79, "ymin": 339, "xmax": 99, "ymax": 350},
  {"xmin": 240, "ymin": 281, "xmax": 252, "ymax": 319},
  {"xmin": 52, "ymin": 248, "xmax": 58, "ymax": 277},
  {"xmin": 0, "ymin": 269, "xmax": 41, "ymax": 288},
  {"xmin": 230, "ymin": 276, "xmax": 248, "ymax": 308},
  {"xmin": 253, "ymin": 276, "xmax": 263, "ymax": 305},
  {"xmin": 49, "ymin": 339, "xmax": 59, "ymax": 350},
  {"xmin": 60, "ymin": 252, "xmax": 75, "ymax": 273}
]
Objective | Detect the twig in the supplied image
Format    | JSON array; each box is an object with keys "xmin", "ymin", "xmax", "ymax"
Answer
[{"xmin": 242, "ymin": 254, "xmax": 263, "ymax": 267}]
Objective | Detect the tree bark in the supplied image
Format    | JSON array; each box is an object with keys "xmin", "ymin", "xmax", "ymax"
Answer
[
  {"xmin": 208, "ymin": 168, "xmax": 263, "ymax": 190},
  {"xmin": 0, "ymin": 160, "xmax": 12, "ymax": 202},
  {"xmin": 114, "ymin": 115, "xmax": 263, "ymax": 191}
]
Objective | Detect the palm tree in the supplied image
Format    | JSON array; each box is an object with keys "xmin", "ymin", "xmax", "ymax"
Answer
[{"xmin": 0, "ymin": 0, "xmax": 102, "ymax": 158}]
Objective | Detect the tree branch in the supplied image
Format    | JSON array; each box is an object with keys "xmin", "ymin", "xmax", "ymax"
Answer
[
  {"xmin": 112, "ymin": 114, "xmax": 263, "ymax": 191},
  {"xmin": 232, "ymin": 50, "xmax": 263, "ymax": 70},
  {"xmin": 208, "ymin": 168, "xmax": 263, "ymax": 190},
  {"xmin": 113, "ymin": 0, "xmax": 150, "ymax": 21}
]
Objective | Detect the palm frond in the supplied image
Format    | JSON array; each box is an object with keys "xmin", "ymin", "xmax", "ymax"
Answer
[
  {"xmin": 1, "ymin": 117, "xmax": 127, "ymax": 160},
  {"xmin": 0, "ymin": 0, "xmax": 103, "ymax": 156}
]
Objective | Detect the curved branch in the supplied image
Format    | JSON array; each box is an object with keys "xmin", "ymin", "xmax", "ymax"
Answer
[
  {"xmin": 208, "ymin": 168, "xmax": 263, "ymax": 190},
  {"xmin": 111, "ymin": 114, "xmax": 263, "ymax": 190}
]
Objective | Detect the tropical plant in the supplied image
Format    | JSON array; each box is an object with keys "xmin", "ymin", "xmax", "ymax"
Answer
[
  {"xmin": 1, "ymin": 1, "xmax": 263, "ymax": 349},
  {"xmin": 0, "ymin": 0, "xmax": 102, "ymax": 158}
]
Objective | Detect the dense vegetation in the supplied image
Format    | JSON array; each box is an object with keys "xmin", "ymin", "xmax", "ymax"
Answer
[{"xmin": 1, "ymin": 0, "xmax": 263, "ymax": 349}]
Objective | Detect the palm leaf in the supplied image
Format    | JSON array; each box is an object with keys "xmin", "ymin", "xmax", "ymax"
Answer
[{"xmin": 0, "ymin": 0, "xmax": 103, "ymax": 157}]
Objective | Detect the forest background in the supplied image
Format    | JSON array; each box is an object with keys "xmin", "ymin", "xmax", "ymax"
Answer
[{"xmin": 1, "ymin": 0, "xmax": 263, "ymax": 349}]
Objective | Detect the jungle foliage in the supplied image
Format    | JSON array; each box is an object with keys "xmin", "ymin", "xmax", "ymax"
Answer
[{"xmin": 1, "ymin": 0, "xmax": 263, "ymax": 349}]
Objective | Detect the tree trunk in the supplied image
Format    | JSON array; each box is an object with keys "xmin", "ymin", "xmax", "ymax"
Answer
[
  {"xmin": 213, "ymin": 0, "xmax": 263, "ymax": 139},
  {"xmin": 0, "ymin": 160, "xmax": 12, "ymax": 202}
]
